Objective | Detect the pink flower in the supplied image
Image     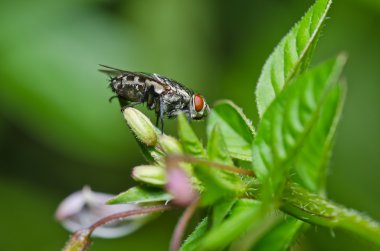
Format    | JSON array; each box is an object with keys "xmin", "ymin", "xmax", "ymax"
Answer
[{"xmin": 165, "ymin": 168, "xmax": 197, "ymax": 206}]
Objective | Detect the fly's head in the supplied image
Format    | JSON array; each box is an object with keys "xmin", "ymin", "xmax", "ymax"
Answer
[{"xmin": 190, "ymin": 93, "xmax": 210, "ymax": 120}]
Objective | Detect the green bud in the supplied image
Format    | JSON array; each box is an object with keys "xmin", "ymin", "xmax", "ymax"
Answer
[
  {"xmin": 132, "ymin": 165, "xmax": 166, "ymax": 187},
  {"xmin": 123, "ymin": 108, "xmax": 157, "ymax": 146},
  {"xmin": 159, "ymin": 135, "xmax": 183, "ymax": 154}
]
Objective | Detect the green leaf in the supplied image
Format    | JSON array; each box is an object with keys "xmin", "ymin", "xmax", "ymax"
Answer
[
  {"xmin": 293, "ymin": 83, "xmax": 346, "ymax": 193},
  {"xmin": 251, "ymin": 217, "xmax": 305, "ymax": 251},
  {"xmin": 197, "ymin": 125, "xmax": 244, "ymax": 205},
  {"xmin": 211, "ymin": 198, "xmax": 237, "ymax": 228},
  {"xmin": 207, "ymin": 123, "xmax": 234, "ymax": 166},
  {"xmin": 207, "ymin": 100, "xmax": 255, "ymax": 161},
  {"xmin": 138, "ymin": 141, "xmax": 165, "ymax": 166},
  {"xmin": 252, "ymin": 55, "xmax": 346, "ymax": 206},
  {"xmin": 199, "ymin": 199, "xmax": 265, "ymax": 250},
  {"xmin": 256, "ymin": 0, "xmax": 332, "ymax": 118},
  {"xmin": 181, "ymin": 217, "xmax": 209, "ymax": 251},
  {"xmin": 178, "ymin": 113, "xmax": 205, "ymax": 157},
  {"xmin": 107, "ymin": 186, "xmax": 172, "ymax": 204}
]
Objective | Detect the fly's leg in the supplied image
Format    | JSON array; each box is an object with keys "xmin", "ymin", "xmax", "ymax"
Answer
[
  {"xmin": 155, "ymin": 114, "xmax": 159, "ymax": 127},
  {"xmin": 109, "ymin": 95, "xmax": 119, "ymax": 103},
  {"xmin": 145, "ymin": 86, "xmax": 156, "ymax": 110},
  {"xmin": 159, "ymin": 96, "xmax": 164, "ymax": 133},
  {"xmin": 120, "ymin": 102, "xmax": 142, "ymax": 112},
  {"xmin": 155, "ymin": 96, "xmax": 165, "ymax": 133},
  {"xmin": 187, "ymin": 107, "xmax": 192, "ymax": 122},
  {"xmin": 117, "ymin": 97, "xmax": 128, "ymax": 110}
]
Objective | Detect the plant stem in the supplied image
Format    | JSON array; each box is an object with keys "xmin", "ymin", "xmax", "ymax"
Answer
[
  {"xmin": 166, "ymin": 155, "xmax": 254, "ymax": 176},
  {"xmin": 170, "ymin": 198, "xmax": 200, "ymax": 251},
  {"xmin": 88, "ymin": 204, "xmax": 174, "ymax": 234},
  {"xmin": 244, "ymin": 180, "xmax": 380, "ymax": 247},
  {"xmin": 280, "ymin": 182, "xmax": 380, "ymax": 247},
  {"xmin": 64, "ymin": 205, "xmax": 174, "ymax": 251}
]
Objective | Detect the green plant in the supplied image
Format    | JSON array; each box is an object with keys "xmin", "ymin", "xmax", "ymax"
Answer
[{"xmin": 58, "ymin": 0, "xmax": 380, "ymax": 250}]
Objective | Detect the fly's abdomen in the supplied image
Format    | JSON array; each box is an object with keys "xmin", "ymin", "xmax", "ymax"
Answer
[{"xmin": 111, "ymin": 75, "xmax": 146, "ymax": 102}]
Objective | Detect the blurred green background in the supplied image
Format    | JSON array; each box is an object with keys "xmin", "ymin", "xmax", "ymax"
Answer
[{"xmin": 0, "ymin": 0, "xmax": 379, "ymax": 250}]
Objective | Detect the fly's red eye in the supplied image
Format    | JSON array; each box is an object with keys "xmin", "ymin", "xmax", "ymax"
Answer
[{"xmin": 194, "ymin": 94, "xmax": 204, "ymax": 112}]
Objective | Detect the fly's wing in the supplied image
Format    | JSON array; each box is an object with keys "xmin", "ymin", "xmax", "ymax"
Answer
[
  {"xmin": 99, "ymin": 65, "xmax": 196, "ymax": 99},
  {"xmin": 99, "ymin": 64, "xmax": 169, "ymax": 85},
  {"xmin": 155, "ymin": 74, "xmax": 194, "ymax": 95},
  {"xmin": 99, "ymin": 64, "xmax": 130, "ymax": 77}
]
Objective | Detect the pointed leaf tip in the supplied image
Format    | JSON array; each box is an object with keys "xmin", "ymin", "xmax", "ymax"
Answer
[{"xmin": 256, "ymin": 0, "xmax": 333, "ymax": 118}]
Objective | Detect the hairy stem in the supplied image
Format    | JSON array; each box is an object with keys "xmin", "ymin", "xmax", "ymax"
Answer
[
  {"xmin": 244, "ymin": 180, "xmax": 380, "ymax": 247},
  {"xmin": 281, "ymin": 182, "xmax": 380, "ymax": 247},
  {"xmin": 170, "ymin": 199, "xmax": 200, "ymax": 251}
]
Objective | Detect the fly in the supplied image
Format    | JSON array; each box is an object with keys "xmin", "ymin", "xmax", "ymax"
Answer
[{"xmin": 100, "ymin": 65, "xmax": 210, "ymax": 132}]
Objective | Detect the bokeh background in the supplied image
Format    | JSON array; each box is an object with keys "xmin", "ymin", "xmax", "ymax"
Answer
[{"xmin": 0, "ymin": 0, "xmax": 379, "ymax": 250}]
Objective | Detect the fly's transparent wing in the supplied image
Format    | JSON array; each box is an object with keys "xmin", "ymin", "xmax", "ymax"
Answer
[{"xmin": 99, "ymin": 65, "xmax": 168, "ymax": 86}]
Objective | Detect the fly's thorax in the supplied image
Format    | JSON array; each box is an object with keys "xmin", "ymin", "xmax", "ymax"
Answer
[
  {"xmin": 158, "ymin": 86, "xmax": 193, "ymax": 117},
  {"xmin": 190, "ymin": 93, "xmax": 209, "ymax": 120},
  {"xmin": 146, "ymin": 79, "xmax": 166, "ymax": 95}
]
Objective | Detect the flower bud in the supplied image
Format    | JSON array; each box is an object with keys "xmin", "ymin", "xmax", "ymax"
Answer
[
  {"xmin": 56, "ymin": 186, "xmax": 148, "ymax": 238},
  {"xmin": 132, "ymin": 165, "xmax": 166, "ymax": 187},
  {"xmin": 123, "ymin": 108, "xmax": 157, "ymax": 146},
  {"xmin": 166, "ymin": 167, "xmax": 197, "ymax": 207},
  {"xmin": 159, "ymin": 135, "xmax": 183, "ymax": 154}
]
